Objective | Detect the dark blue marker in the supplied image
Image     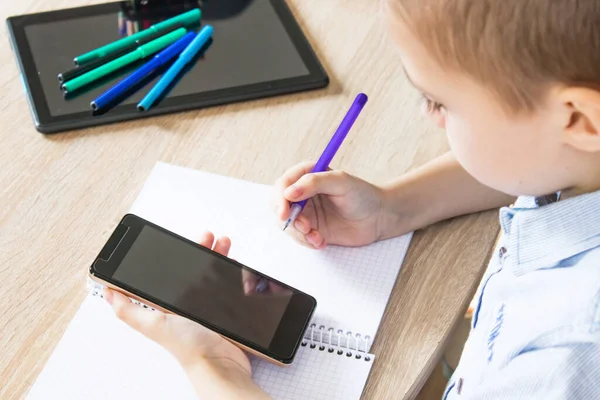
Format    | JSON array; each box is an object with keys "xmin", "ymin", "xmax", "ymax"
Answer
[{"xmin": 90, "ymin": 31, "xmax": 196, "ymax": 112}]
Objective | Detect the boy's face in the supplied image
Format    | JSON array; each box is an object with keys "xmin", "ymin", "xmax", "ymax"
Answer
[{"xmin": 386, "ymin": 10, "xmax": 576, "ymax": 197}]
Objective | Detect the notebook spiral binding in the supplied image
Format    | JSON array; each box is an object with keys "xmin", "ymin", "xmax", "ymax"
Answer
[{"xmin": 301, "ymin": 323, "xmax": 372, "ymax": 362}]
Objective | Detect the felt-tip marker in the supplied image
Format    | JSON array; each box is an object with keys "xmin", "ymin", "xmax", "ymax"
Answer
[
  {"xmin": 283, "ymin": 93, "xmax": 368, "ymax": 230},
  {"xmin": 74, "ymin": 8, "xmax": 201, "ymax": 66},
  {"xmin": 57, "ymin": 23, "xmax": 185, "ymax": 84},
  {"xmin": 61, "ymin": 28, "xmax": 186, "ymax": 94},
  {"xmin": 137, "ymin": 24, "xmax": 213, "ymax": 111}
]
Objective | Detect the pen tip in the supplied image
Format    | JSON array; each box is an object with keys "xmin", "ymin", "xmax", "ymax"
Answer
[{"xmin": 283, "ymin": 220, "xmax": 291, "ymax": 231}]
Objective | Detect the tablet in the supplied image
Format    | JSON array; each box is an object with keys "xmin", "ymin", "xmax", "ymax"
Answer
[{"xmin": 7, "ymin": 0, "xmax": 329, "ymax": 134}]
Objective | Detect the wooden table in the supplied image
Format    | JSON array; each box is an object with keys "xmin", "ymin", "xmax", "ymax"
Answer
[{"xmin": 0, "ymin": 0, "xmax": 499, "ymax": 398}]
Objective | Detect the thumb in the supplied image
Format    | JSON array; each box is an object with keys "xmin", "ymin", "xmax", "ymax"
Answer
[
  {"xmin": 104, "ymin": 288, "xmax": 166, "ymax": 343},
  {"xmin": 283, "ymin": 170, "xmax": 351, "ymax": 202}
]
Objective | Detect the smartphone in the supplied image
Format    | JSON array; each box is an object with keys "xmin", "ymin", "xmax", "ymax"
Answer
[{"xmin": 88, "ymin": 214, "xmax": 316, "ymax": 365}]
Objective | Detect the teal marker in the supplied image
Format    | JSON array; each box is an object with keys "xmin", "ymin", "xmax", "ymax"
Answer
[
  {"xmin": 74, "ymin": 8, "xmax": 201, "ymax": 66},
  {"xmin": 138, "ymin": 25, "xmax": 213, "ymax": 111},
  {"xmin": 62, "ymin": 28, "xmax": 187, "ymax": 94}
]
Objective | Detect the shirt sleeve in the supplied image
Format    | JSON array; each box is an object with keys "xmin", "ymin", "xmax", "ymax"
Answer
[{"xmin": 463, "ymin": 343, "xmax": 600, "ymax": 400}]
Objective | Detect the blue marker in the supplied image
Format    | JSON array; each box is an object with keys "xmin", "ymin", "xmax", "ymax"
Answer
[
  {"xmin": 137, "ymin": 24, "xmax": 213, "ymax": 111},
  {"xmin": 90, "ymin": 31, "xmax": 197, "ymax": 112}
]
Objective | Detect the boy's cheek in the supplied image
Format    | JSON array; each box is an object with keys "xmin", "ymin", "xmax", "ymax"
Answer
[{"xmin": 445, "ymin": 120, "xmax": 494, "ymax": 178}]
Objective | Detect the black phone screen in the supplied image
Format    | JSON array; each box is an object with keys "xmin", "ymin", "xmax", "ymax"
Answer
[
  {"xmin": 113, "ymin": 225, "xmax": 293, "ymax": 348},
  {"xmin": 91, "ymin": 214, "xmax": 316, "ymax": 362}
]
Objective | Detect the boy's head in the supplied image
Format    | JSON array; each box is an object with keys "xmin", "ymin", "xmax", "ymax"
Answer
[{"xmin": 385, "ymin": 0, "xmax": 600, "ymax": 197}]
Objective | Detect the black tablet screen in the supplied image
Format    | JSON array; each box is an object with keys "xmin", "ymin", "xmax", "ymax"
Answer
[{"xmin": 22, "ymin": 0, "xmax": 310, "ymax": 117}]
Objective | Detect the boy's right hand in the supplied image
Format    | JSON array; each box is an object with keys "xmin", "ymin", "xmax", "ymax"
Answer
[{"xmin": 273, "ymin": 162, "xmax": 387, "ymax": 249}]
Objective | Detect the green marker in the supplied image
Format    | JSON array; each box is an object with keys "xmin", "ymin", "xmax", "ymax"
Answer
[
  {"xmin": 62, "ymin": 28, "xmax": 187, "ymax": 94},
  {"xmin": 73, "ymin": 8, "xmax": 201, "ymax": 66}
]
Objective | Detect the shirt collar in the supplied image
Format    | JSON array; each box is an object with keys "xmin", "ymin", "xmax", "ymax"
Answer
[{"xmin": 500, "ymin": 189, "xmax": 600, "ymax": 276}]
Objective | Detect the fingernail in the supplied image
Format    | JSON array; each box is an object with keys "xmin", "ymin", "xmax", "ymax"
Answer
[
  {"xmin": 104, "ymin": 289, "xmax": 113, "ymax": 305},
  {"xmin": 294, "ymin": 219, "xmax": 304, "ymax": 232}
]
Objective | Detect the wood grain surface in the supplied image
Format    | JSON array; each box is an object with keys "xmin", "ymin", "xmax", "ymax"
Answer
[{"xmin": 0, "ymin": 0, "xmax": 499, "ymax": 398}]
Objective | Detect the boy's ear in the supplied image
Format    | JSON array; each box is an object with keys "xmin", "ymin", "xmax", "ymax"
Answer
[{"xmin": 560, "ymin": 87, "xmax": 600, "ymax": 152}]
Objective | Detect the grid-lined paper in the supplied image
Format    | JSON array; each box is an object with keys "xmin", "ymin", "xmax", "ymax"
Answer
[
  {"xmin": 129, "ymin": 162, "xmax": 413, "ymax": 342},
  {"xmin": 28, "ymin": 163, "xmax": 412, "ymax": 399},
  {"xmin": 251, "ymin": 345, "xmax": 374, "ymax": 400}
]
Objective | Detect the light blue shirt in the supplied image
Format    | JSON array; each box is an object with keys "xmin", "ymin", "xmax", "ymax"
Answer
[{"xmin": 444, "ymin": 189, "xmax": 600, "ymax": 399}]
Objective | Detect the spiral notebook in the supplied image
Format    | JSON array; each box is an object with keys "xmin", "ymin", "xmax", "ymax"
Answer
[{"xmin": 27, "ymin": 162, "xmax": 412, "ymax": 399}]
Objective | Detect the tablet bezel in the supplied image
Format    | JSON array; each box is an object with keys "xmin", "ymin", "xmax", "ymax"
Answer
[{"xmin": 6, "ymin": 1, "xmax": 329, "ymax": 134}]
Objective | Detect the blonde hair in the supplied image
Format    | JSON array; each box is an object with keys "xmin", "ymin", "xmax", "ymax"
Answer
[{"xmin": 388, "ymin": 0, "xmax": 600, "ymax": 113}]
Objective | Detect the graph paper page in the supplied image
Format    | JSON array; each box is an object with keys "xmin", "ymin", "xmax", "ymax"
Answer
[{"xmin": 251, "ymin": 345, "xmax": 374, "ymax": 400}]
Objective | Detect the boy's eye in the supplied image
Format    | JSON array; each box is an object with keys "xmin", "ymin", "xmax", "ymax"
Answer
[{"xmin": 421, "ymin": 96, "xmax": 445, "ymax": 113}]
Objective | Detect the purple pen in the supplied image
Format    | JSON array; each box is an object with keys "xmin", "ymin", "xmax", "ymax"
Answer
[{"xmin": 283, "ymin": 93, "xmax": 368, "ymax": 231}]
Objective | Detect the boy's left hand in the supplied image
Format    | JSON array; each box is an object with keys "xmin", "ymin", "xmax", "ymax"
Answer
[{"xmin": 103, "ymin": 232, "xmax": 251, "ymax": 381}]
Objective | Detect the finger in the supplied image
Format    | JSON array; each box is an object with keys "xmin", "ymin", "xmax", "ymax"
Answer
[
  {"xmin": 104, "ymin": 288, "xmax": 166, "ymax": 342},
  {"xmin": 283, "ymin": 170, "xmax": 349, "ymax": 203},
  {"xmin": 212, "ymin": 236, "xmax": 231, "ymax": 256},
  {"xmin": 274, "ymin": 161, "xmax": 316, "ymax": 189},
  {"xmin": 283, "ymin": 221, "xmax": 315, "ymax": 247},
  {"xmin": 293, "ymin": 214, "xmax": 312, "ymax": 234},
  {"xmin": 305, "ymin": 230, "xmax": 326, "ymax": 249},
  {"xmin": 198, "ymin": 231, "xmax": 215, "ymax": 248},
  {"xmin": 273, "ymin": 162, "xmax": 316, "ymax": 219}
]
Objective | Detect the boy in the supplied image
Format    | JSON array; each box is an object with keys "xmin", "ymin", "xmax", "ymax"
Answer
[{"xmin": 104, "ymin": 0, "xmax": 600, "ymax": 398}]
